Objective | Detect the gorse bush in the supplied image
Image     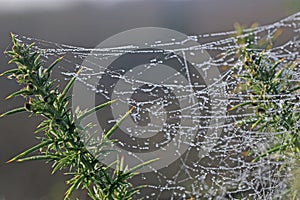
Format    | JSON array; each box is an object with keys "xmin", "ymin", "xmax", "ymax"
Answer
[
  {"xmin": 1, "ymin": 34, "xmax": 156, "ymax": 200},
  {"xmin": 231, "ymin": 50, "xmax": 300, "ymax": 160},
  {"xmin": 231, "ymin": 24, "xmax": 300, "ymax": 160},
  {"xmin": 231, "ymin": 51, "xmax": 300, "ymax": 199},
  {"xmin": 231, "ymin": 26, "xmax": 300, "ymax": 198}
]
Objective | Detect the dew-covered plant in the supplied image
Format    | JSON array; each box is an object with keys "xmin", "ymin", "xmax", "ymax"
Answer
[
  {"xmin": 230, "ymin": 26, "xmax": 300, "ymax": 198},
  {"xmin": 2, "ymin": 22, "xmax": 299, "ymax": 199},
  {"xmin": 1, "ymin": 34, "xmax": 155, "ymax": 200},
  {"xmin": 231, "ymin": 50, "xmax": 300, "ymax": 159}
]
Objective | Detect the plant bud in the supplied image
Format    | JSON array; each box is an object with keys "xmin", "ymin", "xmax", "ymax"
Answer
[
  {"xmin": 43, "ymin": 95, "xmax": 53, "ymax": 103},
  {"xmin": 27, "ymin": 84, "xmax": 34, "ymax": 91},
  {"xmin": 23, "ymin": 74, "xmax": 29, "ymax": 81}
]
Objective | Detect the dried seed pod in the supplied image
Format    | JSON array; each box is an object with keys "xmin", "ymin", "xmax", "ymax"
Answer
[
  {"xmin": 24, "ymin": 102, "xmax": 31, "ymax": 111},
  {"xmin": 16, "ymin": 74, "xmax": 23, "ymax": 81},
  {"xmin": 43, "ymin": 94, "xmax": 54, "ymax": 103},
  {"xmin": 23, "ymin": 74, "xmax": 29, "ymax": 81},
  {"xmin": 43, "ymin": 96, "xmax": 50, "ymax": 103},
  {"xmin": 245, "ymin": 61, "xmax": 251, "ymax": 66},
  {"xmin": 27, "ymin": 84, "xmax": 34, "ymax": 91},
  {"xmin": 257, "ymin": 108, "xmax": 265, "ymax": 114},
  {"xmin": 29, "ymin": 97, "xmax": 33, "ymax": 104},
  {"xmin": 31, "ymin": 71, "xmax": 37, "ymax": 77}
]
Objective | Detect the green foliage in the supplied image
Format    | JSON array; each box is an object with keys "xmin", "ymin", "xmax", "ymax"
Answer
[
  {"xmin": 231, "ymin": 25, "xmax": 300, "ymax": 199},
  {"xmin": 231, "ymin": 50, "xmax": 300, "ymax": 160},
  {"xmin": 1, "ymin": 33, "xmax": 155, "ymax": 200}
]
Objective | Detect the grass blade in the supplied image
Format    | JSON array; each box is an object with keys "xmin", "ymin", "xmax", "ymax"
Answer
[
  {"xmin": 6, "ymin": 90, "xmax": 30, "ymax": 99},
  {"xmin": 59, "ymin": 68, "xmax": 82, "ymax": 101},
  {"xmin": 6, "ymin": 140, "xmax": 51, "ymax": 163},
  {"xmin": 228, "ymin": 101, "xmax": 252, "ymax": 111},
  {"xmin": 0, "ymin": 107, "xmax": 26, "ymax": 117},
  {"xmin": 105, "ymin": 107, "xmax": 134, "ymax": 138},
  {"xmin": 126, "ymin": 158, "xmax": 159, "ymax": 175},
  {"xmin": 0, "ymin": 69, "xmax": 18, "ymax": 76},
  {"xmin": 65, "ymin": 175, "xmax": 83, "ymax": 200},
  {"xmin": 251, "ymin": 143, "xmax": 289, "ymax": 162},
  {"xmin": 77, "ymin": 99, "xmax": 117, "ymax": 121},
  {"xmin": 16, "ymin": 155, "xmax": 58, "ymax": 162},
  {"xmin": 46, "ymin": 56, "xmax": 64, "ymax": 74}
]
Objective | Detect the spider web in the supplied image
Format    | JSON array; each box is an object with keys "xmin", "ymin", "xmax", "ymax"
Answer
[{"xmin": 14, "ymin": 10, "xmax": 300, "ymax": 200}]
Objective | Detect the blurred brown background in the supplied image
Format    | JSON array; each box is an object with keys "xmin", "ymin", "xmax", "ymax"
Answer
[{"xmin": 0, "ymin": 0, "xmax": 299, "ymax": 199}]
